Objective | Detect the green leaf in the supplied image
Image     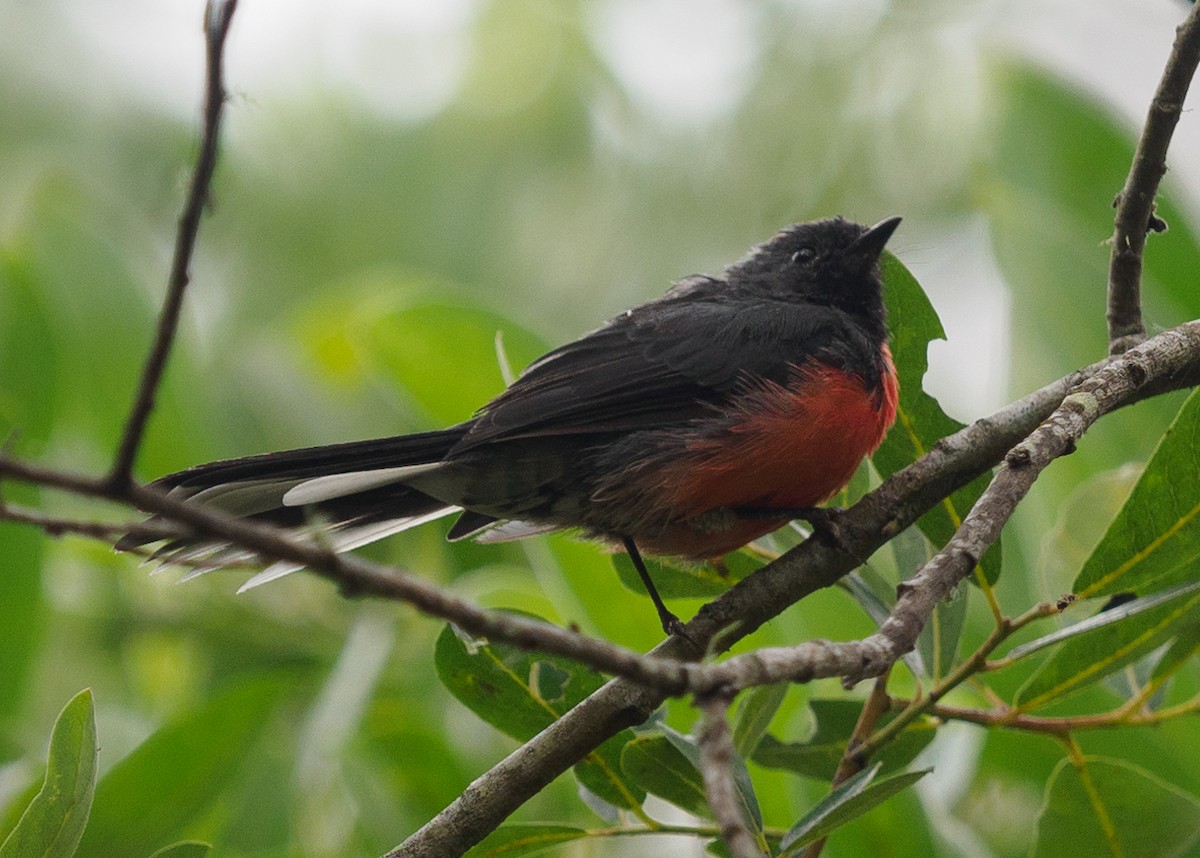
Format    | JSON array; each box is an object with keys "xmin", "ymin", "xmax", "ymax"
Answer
[
  {"xmin": 1074, "ymin": 389, "xmax": 1200, "ymax": 599},
  {"xmin": 75, "ymin": 679, "xmax": 283, "ymax": 858},
  {"xmin": 660, "ymin": 725, "xmax": 762, "ymax": 834},
  {"xmin": 1015, "ymin": 583, "xmax": 1200, "ymax": 711},
  {"xmin": 751, "ymin": 699, "xmax": 935, "ymax": 780},
  {"xmin": 464, "ymin": 824, "xmax": 588, "ymax": 858},
  {"xmin": 779, "ymin": 765, "xmax": 930, "ymax": 852},
  {"xmin": 620, "ymin": 735, "xmax": 710, "ymax": 818},
  {"xmin": 732, "ymin": 683, "xmax": 788, "ymax": 759},
  {"xmin": 146, "ymin": 843, "xmax": 210, "ymax": 858},
  {"xmin": 1030, "ymin": 757, "xmax": 1200, "ymax": 858},
  {"xmin": 917, "ymin": 564, "xmax": 967, "ymax": 683},
  {"xmin": 435, "ymin": 622, "xmax": 645, "ymax": 811},
  {"xmin": 705, "ymin": 839, "xmax": 733, "ymax": 857},
  {"xmin": 358, "ymin": 298, "xmax": 548, "ymax": 426},
  {"xmin": 873, "ymin": 254, "xmax": 1000, "ymax": 583},
  {"xmin": 0, "ymin": 689, "xmax": 97, "ymax": 858},
  {"xmin": 1150, "ymin": 612, "xmax": 1200, "ymax": 682},
  {"xmin": 611, "ymin": 553, "xmax": 734, "ymax": 600},
  {"xmin": 1008, "ymin": 580, "xmax": 1200, "ymax": 663}
]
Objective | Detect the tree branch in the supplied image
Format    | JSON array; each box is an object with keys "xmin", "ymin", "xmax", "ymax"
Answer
[
  {"xmin": 697, "ymin": 693, "xmax": 766, "ymax": 858},
  {"xmin": 108, "ymin": 0, "xmax": 240, "ymax": 487},
  {"xmin": 394, "ymin": 318, "xmax": 1200, "ymax": 855},
  {"xmin": 0, "ymin": 502, "xmax": 134, "ymax": 542},
  {"xmin": 1107, "ymin": 2, "xmax": 1200, "ymax": 353}
]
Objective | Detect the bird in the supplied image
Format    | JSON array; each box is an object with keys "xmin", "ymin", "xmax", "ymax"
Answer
[{"xmin": 118, "ymin": 216, "xmax": 902, "ymax": 637}]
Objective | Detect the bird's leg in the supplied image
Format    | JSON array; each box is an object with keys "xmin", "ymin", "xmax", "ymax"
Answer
[
  {"xmin": 734, "ymin": 504, "xmax": 847, "ymax": 550},
  {"xmin": 621, "ymin": 536, "xmax": 690, "ymax": 639}
]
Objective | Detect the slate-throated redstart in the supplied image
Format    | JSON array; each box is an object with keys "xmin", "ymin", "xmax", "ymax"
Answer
[{"xmin": 120, "ymin": 216, "xmax": 901, "ymax": 636}]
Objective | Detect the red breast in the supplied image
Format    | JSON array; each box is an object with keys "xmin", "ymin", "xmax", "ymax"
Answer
[{"xmin": 634, "ymin": 346, "xmax": 899, "ymax": 558}]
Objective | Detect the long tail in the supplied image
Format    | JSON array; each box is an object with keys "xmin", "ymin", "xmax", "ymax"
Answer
[{"xmin": 117, "ymin": 427, "xmax": 470, "ymax": 585}]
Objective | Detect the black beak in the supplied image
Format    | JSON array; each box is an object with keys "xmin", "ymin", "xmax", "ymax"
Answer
[{"xmin": 849, "ymin": 216, "xmax": 902, "ymax": 259}]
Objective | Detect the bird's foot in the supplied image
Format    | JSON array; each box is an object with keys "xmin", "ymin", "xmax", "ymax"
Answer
[{"xmin": 735, "ymin": 504, "xmax": 848, "ymax": 551}]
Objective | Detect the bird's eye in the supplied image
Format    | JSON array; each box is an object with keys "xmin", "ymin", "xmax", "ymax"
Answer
[{"xmin": 789, "ymin": 248, "xmax": 816, "ymax": 265}]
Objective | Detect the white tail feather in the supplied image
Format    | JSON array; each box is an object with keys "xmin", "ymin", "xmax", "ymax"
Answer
[
  {"xmin": 282, "ymin": 463, "xmax": 445, "ymax": 507},
  {"xmin": 473, "ymin": 519, "xmax": 563, "ymax": 543},
  {"xmin": 186, "ymin": 478, "xmax": 308, "ymax": 515},
  {"xmin": 235, "ymin": 506, "xmax": 461, "ymax": 592}
]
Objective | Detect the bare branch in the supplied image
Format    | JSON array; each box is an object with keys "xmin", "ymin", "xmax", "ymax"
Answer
[
  {"xmin": 697, "ymin": 693, "xmax": 766, "ymax": 858},
  {"xmin": 108, "ymin": 0, "xmax": 240, "ymax": 486},
  {"xmin": 919, "ymin": 698, "xmax": 1200, "ymax": 735},
  {"xmin": 1107, "ymin": 3, "xmax": 1200, "ymax": 353},
  {"xmin": 394, "ymin": 321, "xmax": 1200, "ymax": 856},
  {"xmin": 0, "ymin": 502, "xmax": 134, "ymax": 542}
]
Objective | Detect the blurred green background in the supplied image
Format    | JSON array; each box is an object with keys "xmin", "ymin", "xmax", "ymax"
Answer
[{"xmin": 3, "ymin": 0, "xmax": 1200, "ymax": 856}]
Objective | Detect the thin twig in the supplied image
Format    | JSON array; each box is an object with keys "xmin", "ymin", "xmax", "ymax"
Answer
[
  {"xmin": 1107, "ymin": 3, "xmax": 1200, "ymax": 353},
  {"xmin": 800, "ymin": 671, "xmax": 892, "ymax": 858},
  {"xmin": 108, "ymin": 0, "xmax": 240, "ymax": 486},
  {"xmin": 918, "ymin": 694, "xmax": 1200, "ymax": 736},
  {"xmin": 697, "ymin": 693, "xmax": 766, "ymax": 858},
  {"xmin": 858, "ymin": 600, "xmax": 1059, "ymax": 760},
  {"xmin": 0, "ymin": 503, "xmax": 134, "ymax": 541}
]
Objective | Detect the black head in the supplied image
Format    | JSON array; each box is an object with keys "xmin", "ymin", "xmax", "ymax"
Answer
[{"xmin": 726, "ymin": 216, "xmax": 900, "ymax": 333}]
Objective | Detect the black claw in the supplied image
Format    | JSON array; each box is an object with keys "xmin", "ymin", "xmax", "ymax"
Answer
[
  {"xmin": 662, "ymin": 612, "xmax": 699, "ymax": 648},
  {"xmin": 801, "ymin": 506, "xmax": 847, "ymax": 550}
]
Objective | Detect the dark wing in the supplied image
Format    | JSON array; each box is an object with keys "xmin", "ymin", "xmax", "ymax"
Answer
[{"xmin": 453, "ymin": 287, "xmax": 858, "ymax": 451}]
